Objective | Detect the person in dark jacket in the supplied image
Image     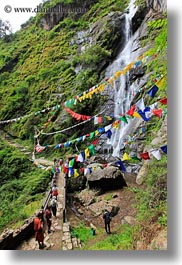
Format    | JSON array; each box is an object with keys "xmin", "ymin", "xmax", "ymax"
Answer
[{"xmin": 103, "ymin": 209, "xmax": 112, "ymax": 234}]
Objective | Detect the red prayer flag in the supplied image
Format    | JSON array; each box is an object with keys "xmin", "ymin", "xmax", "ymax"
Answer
[
  {"xmin": 152, "ymin": 109, "xmax": 163, "ymax": 118},
  {"xmin": 159, "ymin": 97, "xmax": 167, "ymax": 105},
  {"xmin": 92, "ymin": 139, "xmax": 99, "ymax": 145},
  {"xmin": 126, "ymin": 105, "xmax": 136, "ymax": 116},
  {"xmin": 140, "ymin": 152, "xmax": 150, "ymax": 160}
]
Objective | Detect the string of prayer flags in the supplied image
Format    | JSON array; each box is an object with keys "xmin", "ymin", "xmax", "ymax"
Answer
[
  {"xmin": 64, "ymin": 106, "xmax": 91, "ymax": 121},
  {"xmin": 147, "ymin": 85, "xmax": 159, "ymax": 98}
]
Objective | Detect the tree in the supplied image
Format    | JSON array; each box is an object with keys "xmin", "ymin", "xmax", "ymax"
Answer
[{"xmin": 0, "ymin": 19, "xmax": 12, "ymax": 39}]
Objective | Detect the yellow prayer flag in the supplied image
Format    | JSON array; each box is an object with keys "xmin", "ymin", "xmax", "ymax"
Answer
[
  {"xmin": 156, "ymin": 76, "xmax": 166, "ymax": 89},
  {"xmin": 133, "ymin": 112, "xmax": 141, "ymax": 118},
  {"xmin": 85, "ymin": 148, "xmax": 90, "ymax": 158},
  {"xmin": 105, "ymin": 115, "xmax": 112, "ymax": 120},
  {"xmin": 95, "ymin": 130, "xmax": 99, "ymax": 136},
  {"xmin": 113, "ymin": 122, "xmax": 119, "ymax": 129},
  {"xmin": 74, "ymin": 169, "xmax": 79, "ymax": 178},
  {"xmin": 99, "ymin": 84, "xmax": 105, "ymax": 92},
  {"xmin": 122, "ymin": 153, "xmax": 131, "ymax": 161},
  {"xmin": 114, "ymin": 71, "xmax": 123, "ymax": 79}
]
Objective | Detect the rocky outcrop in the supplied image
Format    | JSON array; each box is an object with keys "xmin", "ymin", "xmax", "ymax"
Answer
[
  {"xmin": 40, "ymin": 0, "xmax": 98, "ymax": 30},
  {"xmin": 147, "ymin": 227, "xmax": 167, "ymax": 250},
  {"xmin": 86, "ymin": 165, "xmax": 127, "ymax": 191},
  {"xmin": 146, "ymin": 0, "xmax": 167, "ymax": 13},
  {"xmin": 90, "ymin": 12, "xmax": 126, "ymax": 57}
]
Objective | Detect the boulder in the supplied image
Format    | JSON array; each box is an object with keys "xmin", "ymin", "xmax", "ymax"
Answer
[
  {"xmin": 136, "ymin": 160, "xmax": 150, "ymax": 185},
  {"xmin": 86, "ymin": 165, "xmax": 127, "ymax": 191}
]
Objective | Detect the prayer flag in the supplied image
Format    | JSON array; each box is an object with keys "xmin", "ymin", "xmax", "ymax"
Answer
[
  {"xmin": 133, "ymin": 112, "xmax": 141, "ymax": 118},
  {"xmin": 115, "ymin": 160, "xmax": 126, "ymax": 172},
  {"xmin": 136, "ymin": 98, "xmax": 145, "ymax": 111},
  {"xmin": 150, "ymin": 149, "xmax": 161, "ymax": 160},
  {"xmin": 74, "ymin": 169, "xmax": 79, "ymax": 178},
  {"xmin": 90, "ymin": 132, "xmax": 95, "ymax": 139},
  {"xmin": 161, "ymin": 145, "xmax": 167, "ymax": 154},
  {"xmin": 92, "ymin": 139, "xmax": 99, "ymax": 145},
  {"xmin": 122, "ymin": 153, "xmax": 131, "ymax": 161},
  {"xmin": 119, "ymin": 115, "xmax": 128, "ymax": 123},
  {"xmin": 147, "ymin": 85, "xmax": 159, "ymax": 98},
  {"xmin": 126, "ymin": 105, "xmax": 136, "ymax": 116},
  {"xmin": 88, "ymin": 144, "xmax": 96, "ymax": 155},
  {"xmin": 140, "ymin": 152, "xmax": 150, "ymax": 160},
  {"xmin": 159, "ymin": 97, "xmax": 167, "ymax": 105},
  {"xmin": 152, "ymin": 108, "xmax": 163, "ymax": 118},
  {"xmin": 105, "ymin": 129, "xmax": 112, "ymax": 139},
  {"xmin": 85, "ymin": 148, "xmax": 90, "ymax": 158}
]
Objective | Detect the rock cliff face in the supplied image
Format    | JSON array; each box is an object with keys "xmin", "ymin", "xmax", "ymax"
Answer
[{"xmin": 40, "ymin": 0, "xmax": 99, "ymax": 30}]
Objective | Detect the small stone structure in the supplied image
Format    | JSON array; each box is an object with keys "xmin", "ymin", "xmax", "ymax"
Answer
[{"xmin": 62, "ymin": 222, "xmax": 82, "ymax": 250}]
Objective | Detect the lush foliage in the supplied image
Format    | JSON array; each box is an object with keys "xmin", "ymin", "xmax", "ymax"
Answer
[{"xmin": 0, "ymin": 141, "xmax": 51, "ymax": 232}]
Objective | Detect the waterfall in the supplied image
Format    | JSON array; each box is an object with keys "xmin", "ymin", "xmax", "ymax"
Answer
[{"xmin": 105, "ymin": 0, "xmax": 139, "ymax": 158}]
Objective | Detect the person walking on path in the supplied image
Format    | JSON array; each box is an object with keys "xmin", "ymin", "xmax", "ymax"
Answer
[
  {"xmin": 50, "ymin": 196, "xmax": 58, "ymax": 217},
  {"xmin": 45, "ymin": 206, "xmax": 52, "ymax": 234},
  {"xmin": 34, "ymin": 212, "xmax": 46, "ymax": 249},
  {"xmin": 52, "ymin": 184, "xmax": 58, "ymax": 200},
  {"xmin": 103, "ymin": 209, "xmax": 112, "ymax": 234}
]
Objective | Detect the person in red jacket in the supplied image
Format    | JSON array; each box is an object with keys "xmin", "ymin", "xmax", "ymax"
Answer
[{"xmin": 34, "ymin": 212, "xmax": 45, "ymax": 249}]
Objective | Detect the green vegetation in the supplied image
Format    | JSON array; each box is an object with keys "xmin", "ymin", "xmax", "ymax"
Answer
[{"xmin": 0, "ymin": 141, "xmax": 51, "ymax": 232}]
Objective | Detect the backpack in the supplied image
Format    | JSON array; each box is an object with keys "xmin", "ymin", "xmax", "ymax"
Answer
[
  {"xmin": 51, "ymin": 198, "xmax": 56, "ymax": 207},
  {"xmin": 104, "ymin": 211, "xmax": 111, "ymax": 223}
]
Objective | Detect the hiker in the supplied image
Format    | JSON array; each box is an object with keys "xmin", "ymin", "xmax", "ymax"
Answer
[
  {"xmin": 34, "ymin": 212, "xmax": 46, "ymax": 249},
  {"xmin": 59, "ymin": 158, "xmax": 64, "ymax": 166},
  {"xmin": 103, "ymin": 209, "xmax": 112, "ymax": 234},
  {"xmin": 45, "ymin": 206, "xmax": 52, "ymax": 234},
  {"xmin": 52, "ymin": 184, "xmax": 58, "ymax": 200},
  {"xmin": 53, "ymin": 157, "xmax": 58, "ymax": 166},
  {"xmin": 39, "ymin": 206, "xmax": 46, "ymax": 233},
  {"xmin": 50, "ymin": 196, "xmax": 58, "ymax": 217}
]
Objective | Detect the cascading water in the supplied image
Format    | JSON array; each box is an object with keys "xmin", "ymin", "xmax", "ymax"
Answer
[{"xmin": 105, "ymin": 0, "xmax": 139, "ymax": 157}]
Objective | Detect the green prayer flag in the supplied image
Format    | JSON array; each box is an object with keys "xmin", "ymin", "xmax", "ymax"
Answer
[
  {"xmin": 88, "ymin": 144, "xmax": 96, "ymax": 155},
  {"xmin": 90, "ymin": 132, "xmax": 95, "ymax": 139},
  {"xmin": 119, "ymin": 115, "xmax": 128, "ymax": 123}
]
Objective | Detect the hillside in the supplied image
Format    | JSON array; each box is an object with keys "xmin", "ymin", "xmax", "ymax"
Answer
[{"xmin": 0, "ymin": 0, "xmax": 167, "ymax": 250}]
